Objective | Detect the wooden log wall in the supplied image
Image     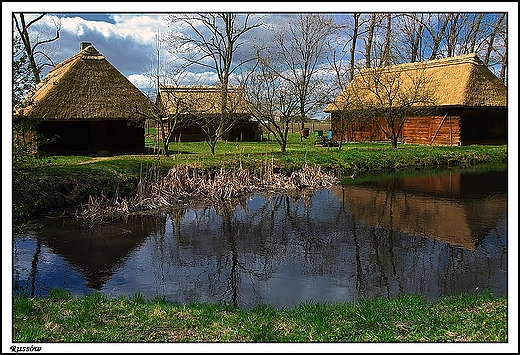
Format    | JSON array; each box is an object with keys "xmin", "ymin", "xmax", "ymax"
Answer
[
  {"xmin": 331, "ymin": 113, "xmax": 388, "ymax": 143},
  {"xmin": 402, "ymin": 115, "xmax": 460, "ymax": 146},
  {"xmin": 331, "ymin": 112, "xmax": 461, "ymax": 146}
]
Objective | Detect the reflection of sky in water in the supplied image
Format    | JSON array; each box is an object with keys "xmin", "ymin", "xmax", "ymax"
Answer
[
  {"xmin": 13, "ymin": 169, "xmax": 508, "ymax": 308},
  {"xmin": 13, "ymin": 237, "xmax": 90, "ymax": 297},
  {"xmin": 265, "ymin": 264, "xmax": 353, "ymax": 308}
]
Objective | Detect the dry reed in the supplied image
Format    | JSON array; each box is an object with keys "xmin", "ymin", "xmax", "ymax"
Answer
[{"xmin": 77, "ymin": 163, "xmax": 337, "ymax": 226}]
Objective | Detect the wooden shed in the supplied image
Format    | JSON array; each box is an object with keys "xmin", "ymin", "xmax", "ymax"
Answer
[
  {"xmin": 325, "ymin": 54, "xmax": 507, "ymax": 146},
  {"xmin": 15, "ymin": 42, "xmax": 155, "ymax": 155},
  {"xmin": 156, "ymin": 85, "xmax": 262, "ymax": 142}
]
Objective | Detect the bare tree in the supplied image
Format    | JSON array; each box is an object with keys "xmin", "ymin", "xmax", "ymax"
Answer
[
  {"xmin": 325, "ymin": 14, "xmax": 370, "ymax": 149},
  {"xmin": 328, "ymin": 13, "xmax": 372, "ymax": 86},
  {"xmin": 151, "ymin": 85, "xmax": 204, "ymax": 156},
  {"xmin": 268, "ymin": 14, "xmax": 334, "ymax": 140},
  {"xmin": 382, "ymin": 13, "xmax": 393, "ymax": 67},
  {"xmin": 394, "ymin": 13, "xmax": 427, "ymax": 63},
  {"xmin": 13, "ymin": 13, "xmax": 61, "ymax": 165},
  {"xmin": 348, "ymin": 13, "xmax": 362, "ymax": 81},
  {"xmin": 346, "ymin": 64, "xmax": 437, "ymax": 148},
  {"xmin": 242, "ymin": 54, "xmax": 299, "ymax": 152},
  {"xmin": 12, "ymin": 13, "xmax": 61, "ymax": 85},
  {"xmin": 465, "ymin": 13, "xmax": 485, "ymax": 54},
  {"xmin": 496, "ymin": 26, "xmax": 507, "ymax": 84},
  {"xmin": 445, "ymin": 13, "xmax": 461, "ymax": 57},
  {"xmin": 363, "ymin": 13, "xmax": 378, "ymax": 68},
  {"xmin": 137, "ymin": 30, "xmax": 195, "ymax": 156},
  {"xmin": 165, "ymin": 13, "xmax": 263, "ymax": 155},
  {"xmin": 483, "ymin": 14, "xmax": 506, "ymax": 67}
]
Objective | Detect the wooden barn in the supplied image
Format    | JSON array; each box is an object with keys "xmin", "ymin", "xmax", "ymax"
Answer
[
  {"xmin": 15, "ymin": 42, "xmax": 155, "ymax": 155},
  {"xmin": 324, "ymin": 54, "xmax": 507, "ymax": 146},
  {"xmin": 156, "ymin": 85, "xmax": 262, "ymax": 142}
]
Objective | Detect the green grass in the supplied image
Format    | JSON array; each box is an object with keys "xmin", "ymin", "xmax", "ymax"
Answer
[
  {"xmin": 17, "ymin": 132, "xmax": 507, "ymax": 173},
  {"xmin": 12, "ymin": 290, "xmax": 507, "ymax": 342}
]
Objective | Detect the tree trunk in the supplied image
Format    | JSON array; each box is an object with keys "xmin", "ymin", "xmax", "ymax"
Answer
[
  {"xmin": 391, "ymin": 136, "xmax": 398, "ymax": 149},
  {"xmin": 382, "ymin": 13, "xmax": 392, "ymax": 66},
  {"xmin": 484, "ymin": 14, "xmax": 505, "ymax": 66},
  {"xmin": 349, "ymin": 13, "xmax": 360, "ymax": 81},
  {"xmin": 364, "ymin": 13, "xmax": 376, "ymax": 68}
]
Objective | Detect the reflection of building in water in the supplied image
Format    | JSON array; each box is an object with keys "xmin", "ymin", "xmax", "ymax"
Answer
[
  {"xmin": 36, "ymin": 215, "xmax": 164, "ymax": 289},
  {"xmin": 332, "ymin": 170, "xmax": 507, "ymax": 250}
]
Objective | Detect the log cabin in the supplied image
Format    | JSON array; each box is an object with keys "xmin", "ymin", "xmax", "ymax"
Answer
[
  {"xmin": 325, "ymin": 54, "xmax": 507, "ymax": 146},
  {"xmin": 155, "ymin": 85, "xmax": 262, "ymax": 142}
]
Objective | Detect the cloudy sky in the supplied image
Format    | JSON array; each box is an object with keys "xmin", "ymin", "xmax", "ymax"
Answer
[
  {"xmin": 6, "ymin": 3, "xmax": 517, "ymax": 92},
  {"xmin": 7, "ymin": 3, "xmax": 516, "ymax": 87}
]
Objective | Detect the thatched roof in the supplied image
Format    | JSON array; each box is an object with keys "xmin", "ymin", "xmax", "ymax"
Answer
[
  {"xmin": 325, "ymin": 53, "xmax": 507, "ymax": 113},
  {"xmin": 16, "ymin": 43, "xmax": 155, "ymax": 120},
  {"xmin": 158, "ymin": 85, "xmax": 250, "ymax": 116}
]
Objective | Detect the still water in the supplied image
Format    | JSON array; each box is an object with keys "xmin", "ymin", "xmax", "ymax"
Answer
[{"xmin": 13, "ymin": 167, "xmax": 507, "ymax": 308}]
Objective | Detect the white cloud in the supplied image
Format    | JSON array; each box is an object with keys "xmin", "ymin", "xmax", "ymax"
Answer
[
  {"xmin": 59, "ymin": 16, "xmax": 114, "ymax": 38},
  {"xmin": 128, "ymin": 74, "xmax": 153, "ymax": 94},
  {"xmin": 110, "ymin": 14, "xmax": 168, "ymax": 43},
  {"xmin": 55, "ymin": 14, "xmax": 167, "ymax": 44},
  {"xmin": 174, "ymin": 71, "xmax": 220, "ymax": 86}
]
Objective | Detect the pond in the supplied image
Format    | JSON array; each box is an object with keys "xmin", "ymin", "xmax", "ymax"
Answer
[{"xmin": 12, "ymin": 166, "xmax": 508, "ymax": 309}]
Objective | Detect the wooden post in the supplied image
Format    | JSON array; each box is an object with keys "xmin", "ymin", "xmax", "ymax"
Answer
[
  {"xmin": 430, "ymin": 112, "xmax": 449, "ymax": 145},
  {"xmin": 449, "ymin": 115, "xmax": 452, "ymax": 146}
]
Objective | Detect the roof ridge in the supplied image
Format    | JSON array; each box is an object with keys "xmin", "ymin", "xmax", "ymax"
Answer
[
  {"xmin": 80, "ymin": 44, "xmax": 105, "ymax": 60},
  {"xmin": 360, "ymin": 53, "xmax": 483, "ymax": 75},
  {"xmin": 47, "ymin": 44, "xmax": 105, "ymax": 75}
]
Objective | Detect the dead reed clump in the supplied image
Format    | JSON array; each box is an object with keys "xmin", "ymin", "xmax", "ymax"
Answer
[
  {"xmin": 76, "ymin": 190, "xmax": 130, "ymax": 227},
  {"xmin": 78, "ymin": 163, "xmax": 337, "ymax": 225},
  {"xmin": 262, "ymin": 163, "xmax": 336, "ymax": 191}
]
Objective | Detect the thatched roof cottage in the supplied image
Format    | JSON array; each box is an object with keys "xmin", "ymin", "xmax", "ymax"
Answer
[
  {"xmin": 156, "ymin": 85, "xmax": 262, "ymax": 142},
  {"xmin": 325, "ymin": 54, "xmax": 507, "ymax": 146},
  {"xmin": 15, "ymin": 42, "xmax": 155, "ymax": 154}
]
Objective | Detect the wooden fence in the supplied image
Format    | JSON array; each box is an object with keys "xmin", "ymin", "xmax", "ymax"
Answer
[{"xmin": 288, "ymin": 122, "xmax": 331, "ymax": 133}]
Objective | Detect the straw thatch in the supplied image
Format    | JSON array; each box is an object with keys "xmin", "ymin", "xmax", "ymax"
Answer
[
  {"xmin": 156, "ymin": 85, "xmax": 261, "ymax": 142},
  {"xmin": 16, "ymin": 43, "xmax": 155, "ymax": 120},
  {"xmin": 325, "ymin": 53, "xmax": 507, "ymax": 113},
  {"xmin": 157, "ymin": 85, "xmax": 250, "ymax": 116}
]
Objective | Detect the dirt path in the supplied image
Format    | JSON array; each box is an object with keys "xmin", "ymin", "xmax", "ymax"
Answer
[{"xmin": 77, "ymin": 157, "xmax": 113, "ymax": 164}]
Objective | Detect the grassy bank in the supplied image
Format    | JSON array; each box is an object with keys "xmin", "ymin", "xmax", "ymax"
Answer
[
  {"xmin": 12, "ymin": 133, "xmax": 507, "ymax": 222},
  {"xmin": 13, "ymin": 289, "xmax": 507, "ymax": 342}
]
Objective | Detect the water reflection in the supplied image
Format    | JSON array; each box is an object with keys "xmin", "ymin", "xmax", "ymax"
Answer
[
  {"xmin": 335, "ymin": 169, "xmax": 507, "ymax": 250},
  {"xmin": 13, "ymin": 168, "xmax": 507, "ymax": 308}
]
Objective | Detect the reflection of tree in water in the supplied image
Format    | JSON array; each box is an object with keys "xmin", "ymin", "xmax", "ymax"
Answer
[
  {"xmin": 16, "ymin": 169, "xmax": 506, "ymax": 306},
  {"xmin": 157, "ymin": 190, "xmax": 357, "ymax": 306},
  {"xmin": 13, "ymin": 236, "xmax": 42, "ymax": 297},
  {"xmin": 333, "ymin": 169, "xmax": 507, "ymax": 301},
  {"xmin": 147, "ymin": 173, "xmax": 505, "ymax": 306}
]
